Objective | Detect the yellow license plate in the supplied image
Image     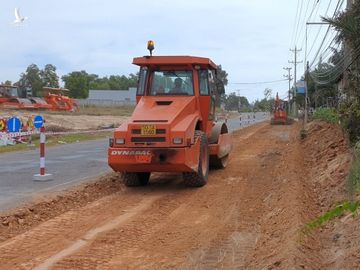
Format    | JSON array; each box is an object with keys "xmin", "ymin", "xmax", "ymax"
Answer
[{"xmin": 141, "ymin": 125, "xmax": 156, "ymax": 136}]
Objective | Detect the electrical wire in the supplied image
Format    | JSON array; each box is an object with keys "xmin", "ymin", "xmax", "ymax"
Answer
[
  {"xmin": 230, "ymin": 79, "xmax": 288, "ymax": 85},
  {"xmin": 294, "ymin": 0, "xmax": 305, "ymax": 46},
  {"xmin": 308, "ymin": 0, "xmax": 346, "ymax": 67},
  {"xmin": 306, "ymin": 0, "xmax": 335, "ymax": 60},
  {"xmin": 310, "ymin": 45, "xmax": 360, "ymax": 84},
  {"xmin": 296, "ymin": 0, "xmax": 319, "ymax": 46},
  {"xmin": 290, "ymin": 0, "xmax": 302, "ymax": 46},
  {"xmin": 298, "ymin": 0, "xmax": 322, "ymax": 47}
]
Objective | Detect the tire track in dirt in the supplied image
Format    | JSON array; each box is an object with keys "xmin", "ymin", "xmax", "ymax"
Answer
[
  {"xmin": 50, "ymin": 123, "xmax": 273, "ymax": 269},
  {"xmin": 35, "ymin": 195, "xmax": 162, "ymax": 270},
  {"xmin": 0, "ymin": 122, "xmax": 317, "ymax": 269}
]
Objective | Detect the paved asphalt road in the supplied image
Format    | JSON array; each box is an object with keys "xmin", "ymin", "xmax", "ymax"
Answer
[{"xmin": 0, "ymin": 112, "xmax": 269, "ymax": 211}]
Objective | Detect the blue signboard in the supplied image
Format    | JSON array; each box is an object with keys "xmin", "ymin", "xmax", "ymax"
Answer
[
  {"xmin": 7, "ymin": 117, "xmax": 21, "ymax": 133},
  {"xmin": 34, "ymin": 115, "xmax": 44, "ymax": 129},
  {"xmin": 296, "ymin": 80, "xmax": 306, "ymax": 94}
]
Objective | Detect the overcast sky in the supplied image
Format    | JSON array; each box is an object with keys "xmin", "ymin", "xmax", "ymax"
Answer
[{"xmin": 1, "ymin": 0, "xmax": 344, "ymax": 102}]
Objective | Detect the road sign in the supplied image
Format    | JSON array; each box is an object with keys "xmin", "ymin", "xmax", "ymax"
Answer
[
  {"xmin": 34, "ymin": 115, "xmax": 44, "ymax": 129},
  {"xmin": 296, "ymin": 80, "xmax": 306, "ymax": 94},
  {"xmin": 7, "ymin": 117, "xmax": 21, "ymax": 133}
]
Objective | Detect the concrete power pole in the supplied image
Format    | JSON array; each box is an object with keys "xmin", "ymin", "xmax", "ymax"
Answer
[
  {"xmin": 289, "ymin": 47, "xmax": 303, "ymax": 117},
  {"xmin": 305, "ymin": 61, "xmax": 310, "ymax": 124},
  {"xmin": 237, "ymin": 89, "xmax": 241, "ymax": 112},
  {"xmin": 344, "ymin": 0, "xmax": 354, "ymax": 95},
  {"xmin": 283, "ymin": 67, "xmax": 292, "ymax": 114}
]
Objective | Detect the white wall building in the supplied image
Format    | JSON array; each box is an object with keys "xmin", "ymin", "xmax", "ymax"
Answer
[{"xmin": 78, "ymin": 88, "xmax": 137, "ymax": 106}]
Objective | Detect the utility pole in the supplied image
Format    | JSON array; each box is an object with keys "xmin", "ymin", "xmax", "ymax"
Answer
[
  {"xmin": 305, "ymin": 61, "xmax": 309, "ymax": 124},
  {"xmin": 237, "ymin": 89, "xmax": 241, "ymax": 112},
  {"xmin": 283, "ymin": 67, "xmax": 292, "ymax": 114},
  {"xmin": 344, "ymin": 0, "xmax": 354, "ymax": 94},
  {"xmin": 289, "ymin": 46, "xmax": 303, "ymax": 117}
]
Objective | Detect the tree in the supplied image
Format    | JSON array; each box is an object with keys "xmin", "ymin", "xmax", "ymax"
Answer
[
  {"xmin": 62, "ymin": 71, "xmax": 94, "ymax": 98},
  {"xmin": 88, "ymin": 73, "xmax": 138, "ymax": 90},
  {"xmin": 264, "ymin": 88, "xmax": 272, "ymax": 100},
  {"xmin": 323, "ymin": 1, "xmax": 360, "ymax": 98},
  {"xmin": 224, "ymin": 92, "xmax": 239, "ymax": 111},
  {"xmin": 253, "ymin": 98, "xmax": 274, "ymax": 112},
  {"xmin": 214, "ymin": 65, "xmax": 228, "ymax": 106},
  {"xmin": 223, "ymin": 92, "xmax": 250, "ymax": 111},
  {"xmin": 216, "ymin": 65, "xmax": 228, "ymax": 86},
  {"xmin": 18, "ymin": 64, "xmax": 43, "ymax": 97},
  {"xmin": 41, "ymin": 64, "xmax": 59, "ymax": 88}
]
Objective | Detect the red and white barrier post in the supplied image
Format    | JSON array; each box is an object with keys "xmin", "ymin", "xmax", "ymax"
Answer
[{"xmin": 33, "ymin": 126, "xmax": 53, "ymax": 181}]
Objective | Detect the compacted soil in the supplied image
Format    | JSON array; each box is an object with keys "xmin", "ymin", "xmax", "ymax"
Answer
[{"xmin": 0, "ymin": 121, "xmax": 357, "ymax": 269}]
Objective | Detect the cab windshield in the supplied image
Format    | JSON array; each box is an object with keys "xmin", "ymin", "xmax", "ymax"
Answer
[{"xmin": 150, "ymin": 71, "xmax": 194, "ymax": 96}]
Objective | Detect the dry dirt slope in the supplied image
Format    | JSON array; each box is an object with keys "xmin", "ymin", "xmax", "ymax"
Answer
[{"xmin": 0, "ymin": 121, "xmax": 357, "ymax": 269}]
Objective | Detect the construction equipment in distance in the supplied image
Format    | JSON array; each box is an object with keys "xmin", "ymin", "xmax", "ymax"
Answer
[
  {"xmin": 108, "ymin": 41, "xmax": 232, "ymax": 187},
  {"xmin": 0, "ymin": 85, "xmax": 79, "ymax": 112},
  {"xmin": 271, "ymin": 92, "xmax": 291, "ymax": 125},
  {"xmin": 42, "ymin": 87, "xmax": 79, "ymax": 112}
]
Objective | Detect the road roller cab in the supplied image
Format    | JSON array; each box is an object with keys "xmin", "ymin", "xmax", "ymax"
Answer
[{"xmin": 108, "ymin": 42, "xmax": 232, "ymax": 187}]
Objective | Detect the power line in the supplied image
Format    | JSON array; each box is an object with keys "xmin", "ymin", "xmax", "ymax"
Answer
[
  {"xmin": 306, "ymin": 0, "xmax": 335, "ymax": 59},
  {"xmin": 294, "ymin": 0, "xmax": 305, "ymax": 46},
  {"xmin": 310, "ymin": 45, "xmax": 360, "ymax": 84},
  {"xmin": 308, "ymin": 0, "xmax": 346, "ymax": 67},
  {"xmin": 230, "ymin": 79, "xmax": 288, "ymax": 85},
  {"xmin": 299, "ymin": 0, "xmax": 322, "ymax": 47},
  {"xmin": 291, "ymin": 0, "xmax": 302, "ymax": 46},
  {"xmin": 295, "ymin": 0, "xmax": 316, "ymax": 45}
]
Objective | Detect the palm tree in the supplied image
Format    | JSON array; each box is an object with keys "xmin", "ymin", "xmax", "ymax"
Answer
[{"xmin": 323, "ymin": 1, "xmax": 360, "ymax": 98}]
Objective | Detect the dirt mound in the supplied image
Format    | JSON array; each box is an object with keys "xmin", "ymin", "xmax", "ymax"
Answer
[
  {"xmin": 1, "ymin": 110, "xmax": 126, "ymax": 131},
  {"xmin": 303, "ymin": 120, "xmax": 351, "ymax": 210},
  {"xmin": 0, "ymin": 173, "xmax": 124, "ymax": 243},
  {"xmin": 300, "ymin": 120, "xmax": 360, "ymax": 269}
]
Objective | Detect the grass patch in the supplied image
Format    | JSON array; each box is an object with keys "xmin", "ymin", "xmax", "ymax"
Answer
[
  {"xmin": 313, "ymin": 108, "xmax": 339, "ymax": 124},
  {"xmin": 304, "ymin": 200, "xmax": 360, "ymax": 233},
  {"xmin": 347, "ymin": 144, "xmax": 360, "ymax": 193},
  {"xmin": 0, "ymin": 131, "xmax": 111, "ymax": 154},
  {"xmin": 42, "ymin": 105, "xmax": 135, "ymax": 117},
  {"xmin": 76, "ymin": 105, "xmax": 134, "ymax": 116}
]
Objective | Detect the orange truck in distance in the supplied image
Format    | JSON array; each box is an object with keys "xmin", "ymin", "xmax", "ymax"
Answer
[{"xmin": 108, "ymin": 42, "xmax": 232, "ymax": 187}]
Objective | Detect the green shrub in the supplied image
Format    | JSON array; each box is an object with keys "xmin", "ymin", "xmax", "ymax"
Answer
[
  {"xmin": 348, "ymin": 146, "xmax": 360, "ymax": 193},
  {"xmin": 304, "ymin": 200, "xmax": 360, "ymax": 233},
  {"xmin": 313, "ymin": 108, "xmax": 339, "ymax": 124},
  {"xmin": 339, "ymin": 102, "xmax": 360, "ymax": 144}
]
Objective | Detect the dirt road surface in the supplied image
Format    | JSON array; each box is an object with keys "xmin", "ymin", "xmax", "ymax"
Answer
[{"xmin": 0, "ymin": 121, "xmax": 357, "ymax": 269}]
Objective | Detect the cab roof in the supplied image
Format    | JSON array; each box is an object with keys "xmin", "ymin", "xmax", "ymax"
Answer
[{"xmin": 133, "ymin": 56, "xmax": 217, "ymax": 70}]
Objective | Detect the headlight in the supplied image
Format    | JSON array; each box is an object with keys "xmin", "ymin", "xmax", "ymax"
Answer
[
  {"xmin": 115, "ymin": 138, "xmax": 125, "ymax": 144},
  {"xmin": 173, "ymin": 138, "xmax": 183, "ymax": 144}
]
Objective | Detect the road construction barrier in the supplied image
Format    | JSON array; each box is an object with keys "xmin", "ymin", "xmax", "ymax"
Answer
[
  {"xmin": 0, "ymin": 119, "xmax": 6, "ymax": 131},
  {"xmin": 33, "ymin": 126, "xmax": 53, "ymax": 181},
  {"xmin": 40, "ymin": 127, "xmax": 46, "ymax": 175},
  {"xmin": 239, "ymin": 112, "xmax": 270, "ymax": 127}
]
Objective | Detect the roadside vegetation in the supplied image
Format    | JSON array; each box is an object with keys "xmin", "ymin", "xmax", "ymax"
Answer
[
  {"xmin": 75, "ymin": 105, "xmax": 134, "ymax": 116},
  {"xmin": 313, "ymin": 108, "xmax": 339, "ymax": 124},
  {"xmin": 301, "ymin": 0, "xmax": 360, "ymax": 231},
  {"xmin": 304, "ymin": 200, "xmax": 360, "ymax": 233},
  {"xmin": 348, "ymin": 143, "xmax": 360, "ymax": 194}
]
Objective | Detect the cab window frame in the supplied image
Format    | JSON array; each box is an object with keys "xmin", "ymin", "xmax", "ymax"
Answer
[
  {"xmin": 136, "ymin": 67, "xmax": 148, "ymax": 96},
  {"xmin": 199, "ymin": 69, "xmax": 210, "ymax": 96}
]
